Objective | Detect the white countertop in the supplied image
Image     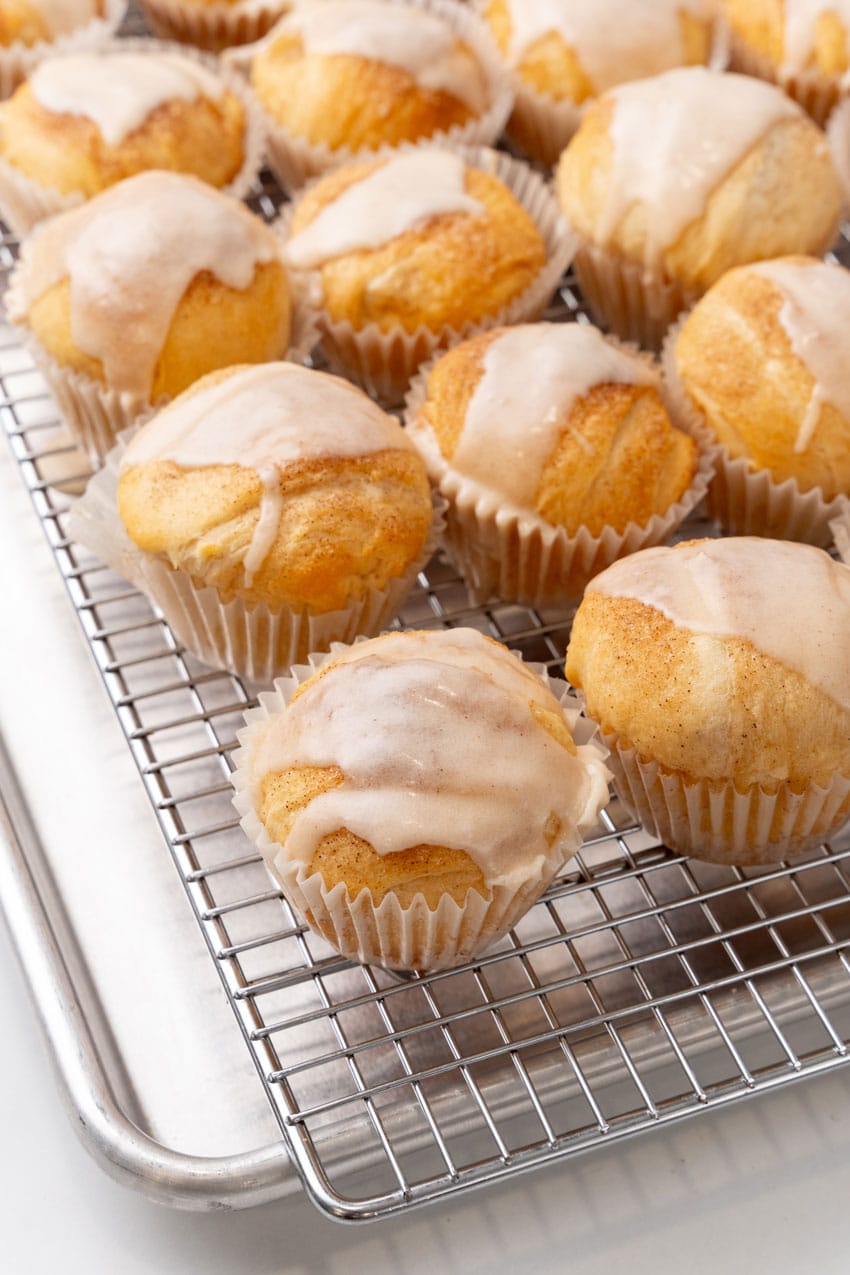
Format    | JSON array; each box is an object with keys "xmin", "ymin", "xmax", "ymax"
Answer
[{"xmin": 3, "ymin": 911, "xmax": 850, "ymax": 1274}]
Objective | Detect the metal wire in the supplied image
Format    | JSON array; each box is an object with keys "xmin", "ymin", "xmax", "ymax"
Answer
[{"xmin": 3, "ymin": 160, "xmax": 850, "ymax": 1222}]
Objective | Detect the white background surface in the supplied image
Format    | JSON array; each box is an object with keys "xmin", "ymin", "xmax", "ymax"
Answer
[{"xmin": 2, "ymin": 917, "xmax": 850, "ymax": 1275}]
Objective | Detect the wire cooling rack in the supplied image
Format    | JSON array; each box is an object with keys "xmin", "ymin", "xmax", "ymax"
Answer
[{"xmin": 3, "ymin": 135, "xmax": 850, "ymax": 1221}]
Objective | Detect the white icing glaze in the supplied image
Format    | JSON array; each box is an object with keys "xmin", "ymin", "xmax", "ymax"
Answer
[
  {"xmin": 30, "ymin": 53, "xmax": 225, "ymax": 147},
  {"xmin": 251, "ymin": 629, "xmax": 610, "ymax": 889},
  {"xmin": 27, "ymin": 0, "xmax": 100, "ymax": 37},
  {"xmin": 596, "ymin": 68, "xmax": 800, "ymax": 267},
  {"xmin": 505, "ymin": 0, "xmax": 715, "ymax": 92},
  {"xmin": 17, "ymin": 171, "xmax": 279, "ymax": 400},
  {"xmin": 750, "ymin": 258, "xmax": 850, "ymax": 452},
  {"xmin": 590, "ymin": 538, "xmax": 850, "ymax": 711},
  {"xmin": 782, "ymin": 0, "xmax": 850, "ymax": 73},
  {"xmin": 284, "ymin": 149, "xmax": 485, "ymax": 270},
  {"xmin": 284, "ymin": 0, "xmax": 486, "ymax": 112},
  {"xmin": 122, "ymin": 362, "xmax": 414, "ymax": 583},
  {"xmin": 449, "ymin": 324, "xmax": 657, "ymax": 509}
]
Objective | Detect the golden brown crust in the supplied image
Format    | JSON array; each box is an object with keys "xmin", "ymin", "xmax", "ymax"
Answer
[
  {"xmin": 255, "ymin": 627, "xmax": 580, "ymax": 907},
  {"xmin": 673, "ymin": 258, "xmax": 850, "ymax": 498},
  {"xmin": 117, "ymin": 405, "xmax": 433, "ymax": 613},
  {"xmin": 26, "ymin": 260, "xmax": 292, "ymax": 400},
  {"xmin": 557, "ymin": 102, "xmax": 842, "ymax": 292},
  {"xmin": 289, "ymin": 161, "xmax": 547, "ymax": 333},
  {"xmin": 485, "ymin": 0, "xmax": 713, "ymax": 102},
  {"xmin": 258, "ymin": 764, "xmax": 489, "ymax": 907},
  {"xmin": 566, "ymin": 585, "xmax": 850, "ymax": 789},
  {"xmin": 0, "ymin": 82, "xmax": 246, "ymax": 196},
  {"xmin": 251, "ymin": 30, "xmax": 482, "ymax": 150},
  {"xmin": 724, "ymin": 0, "xmax": 850, "ymax": 75},
  {"xmin": 0, "ymin": 0, "xmax": 49, "ymax": 45},
  {"xmin": 421, "ymin": 326, "xmax": 698, "ymax": 534}
]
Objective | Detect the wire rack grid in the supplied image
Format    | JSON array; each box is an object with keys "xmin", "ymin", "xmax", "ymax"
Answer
[{"xmin": 3, "ymin": 151, "xmax": 850, "ymax": 1220}]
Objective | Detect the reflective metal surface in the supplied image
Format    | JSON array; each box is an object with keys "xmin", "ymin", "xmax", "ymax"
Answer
[{"xmin": 1, "ymin": 26, "xmax": 849, "ymax": 1219}]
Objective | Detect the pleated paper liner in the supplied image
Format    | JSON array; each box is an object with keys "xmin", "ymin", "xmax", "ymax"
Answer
[
  {"xmin": 231, "ymin": 648, "xmax": 610, "ymax": 971},
  {"xmin": 662, "ymin": 312, "xmax": 850, "ymax": 546},
  {"xmin": 565, "ymin": 231, "xmax": 702, "ymax": 353},
  {"xmin": 728, "ymin": 29, "xmax": 846, "ymax": 128},
  {"xmin": 504, "ymin": 80, "xmax": 582, "ymax": 169},
  {"xmin": 6, "ymin": 257, "xmax": 321, "ymax": 468},
  {"xmin": 404, "ymin": 338, "xmax": 718, "ymax": 607},
  {"xmin": 224, "ymin": 0, "xmax": 514, "ymax": 193},
  {"xmin": 138, "ymin": 0, "xmax": 287, "ymax": 53},
  {"xmin": 68, "ymin": 438, "xmax": 446, "ymax": 684},
  {"xmin": 0, "ymin": 0, "xmax": 126, "ymax": 101},
  {"xmin": 0, "ymin": 36, "xmax": 268, "ymax": 239},
  {"xmin": 602, "ymin": 729, "xmax": 850, "ymax": 867},
  {"xmin": 279, "ymin": 143, "xmax": 577, "ymax": 406}
]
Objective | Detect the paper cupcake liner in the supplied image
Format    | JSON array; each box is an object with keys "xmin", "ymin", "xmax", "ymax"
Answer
[
  {"xmin": 0, "ymin": 0, "xmax": 126, "ymax": 101},
  {"xmin": 225, "ymin": 0, "xmax": 514, "ymax": 193},
  {"xmin": 504, "ymin": 80, "xmax": 583, "ymax": 170},
  {"xmin": 728, "ymin": 30, "xmax": 845, "ymax": 127},
  {"xmin": 281, "ymin": 143, "xmax": 576, "ymax": 406},
  {"xmin": 404, "ymin": 338, "xmax": 718, "ymax": 607},
  {"xmin": 568, "ymin": 233, "xmax": 701, "ymax": 353},
  {"xmin": 0, "ymin": 37, "xmax": 268, "ymax": 238},
  {"xmin": 68, "ymin": 439, "xmax": 446, "ymax": 683},
  {"xmin": 661, "ymin": 313, "xmax": 850, "ymax": 545},
  {"xmin": 602, "ymin": 730, "xmax": 850, "ymax": 866},
  {"xmin": 831, "ymin": 507, "xmax": 850, "ymax": 560},
  {"xmin": 138, "ymin": 0, "xmax": 288, "ymax": 53},
  {"xmin": 6, "ymin": 253, "xmax": 321, "ymax": 467},
  {"xmin": 230, "ymin": 647, "xmax": 609, "ymax": 970}
]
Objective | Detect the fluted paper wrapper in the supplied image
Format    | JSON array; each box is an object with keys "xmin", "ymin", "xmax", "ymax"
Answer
[
  {"xmin": 68, "ymin": 440, "xmax": 445, "ymax": 683},
  {"xmin": 603, "ymin": 731, "xmax": 850, "ymax": 866},
  {"xmin": 227, "ymin": 0, "xmax": 514, "ymax": 193},
  {"xmin": 505, "ymin": 80, "xmax": 583, "ymax": 169},
  {"xmin": 0, "ymin": 0, "xmax": 126, "ymax": 102},
  {"xmin": 662, "ymin": 313, "xmax": 850, "ymax": 545},
  {"xmin": 405, "ymin": 342, "xmax": 718, "ymax": 607},
  {"xmin": 139, "ymin": 0, "xmax": 287, "ymax": 52},
  {"xmin": 6, "ymin": 260, "xmax": 321, "ymax": 467},
  {"xmin": 231, "ymin": 648, "xmax": 609, "ymax": 970},
  {"xmin": 0, "ymin": 37, "xmax": 268, "ymax": 238},
  {"xmin": 729, "ymin": 30, "xmax": 845, "ymax": 127},
  {"xmin": 568, "ymin": 233, "xmax": 701, "ymax": 352},
  {"xmin": 281, "ymin": 144, "xmax": 576, "ymax": 406}
]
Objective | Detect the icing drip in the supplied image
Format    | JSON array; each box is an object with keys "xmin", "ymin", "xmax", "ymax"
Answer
[
  {"xmin": 782, "ymin": 0, "xmax": 850, "ymax": 73},
  {"xmin": 450, "ymin": 324, "xmax": 657, "ymax": 509},
  {"xmin": 251, "ymin": 629, "xmax": 610, "ymax": 889},
  {"xmin": 750, "ymin": 259, "xmax": 850, "ymax": 452},
  {"xmin": 14, "ymin": 172, "xmax": 279, "ymax": 399},
  {"xmin": 122, "ymin": 362, "xmax": 414, "ymax": 583},
  {"xmin": 284, "ymin": 149, "xmax": 485, "ymax": 270},
  {"xmin": 28, "ymin": 0, "xmax": 100, "ymax": 37},
  {"xmin": 596, "ymin": 68, "xmax": 800, "ymax": 267},
  {"xmin": 30, "ymin": 52, "xmax": 225, "ymax": 147},
  {"xmin": 590, "ymin": 538, "xmax": 850, "ymax": 711},
  {"xmin": 285, "ymin": 0, "xmax": 486, "ymax": 112},
  {"xmin": 505, "ymin": 0, "xmax": 715, "ymax": 91}
]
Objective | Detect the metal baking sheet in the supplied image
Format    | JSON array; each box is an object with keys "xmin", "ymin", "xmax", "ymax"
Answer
[{"xmin": 1, "ymin": 10, "xmax": 849, "ymax": 1222}]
